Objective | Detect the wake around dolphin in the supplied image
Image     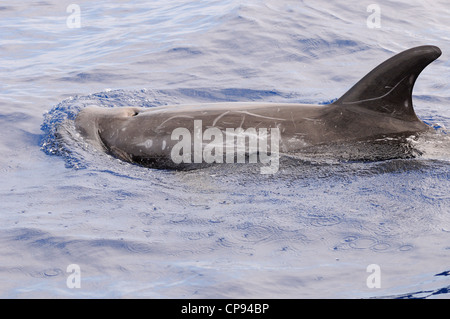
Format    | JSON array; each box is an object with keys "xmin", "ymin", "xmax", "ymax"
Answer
[{"xmin": 74, "ymin": 45, "xmax": 442, "ymax": 173}]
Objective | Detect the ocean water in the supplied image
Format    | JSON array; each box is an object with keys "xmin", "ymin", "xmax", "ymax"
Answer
[{"xmin": 1, "ymin": 0, "xmax": 449, "ymax": 298}]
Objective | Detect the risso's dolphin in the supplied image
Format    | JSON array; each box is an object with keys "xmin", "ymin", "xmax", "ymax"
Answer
[{"xmin": 74, "ymin": 45, "xmax": 442, "ymax": 173}]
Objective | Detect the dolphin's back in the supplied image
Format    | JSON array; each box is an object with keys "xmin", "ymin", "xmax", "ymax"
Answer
[{"xmin": 72, "ymin": 45, "xmax": 442, "ymax": 168}]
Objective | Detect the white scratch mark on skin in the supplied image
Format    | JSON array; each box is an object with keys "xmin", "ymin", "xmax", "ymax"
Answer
[
  {"xmin": 136, "ymin": 139, "xmax": 153, "ymax": 149},
  {"xmin": 236, "ymin": 111, "xmax": 287, "ymax": 121},
  {"xmin": 239, "ymin": 115, "xmax": 245, "ymax": 128},
  {"xmin": 254, "ymin": 121, "xmax": 264, "ymax": 129},
  {"xmin": 290, "ymin": 112, "xmax": 296, "ymax": 129},
  {"xmin": 212, "ymin": 111, "xmax": 230, "ymax": 126},
  {"xmin": 156, "ymin": 115, "xmax": 194, "ymax": 130},
  {"xmin": 343, "ymin": 76, "xmax": 408, "ymax": 105}
]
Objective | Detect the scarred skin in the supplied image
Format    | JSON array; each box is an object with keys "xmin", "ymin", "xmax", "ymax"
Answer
[{"xmin": 74, "ymin": 45, "xmax": 441, "ymax": 168}]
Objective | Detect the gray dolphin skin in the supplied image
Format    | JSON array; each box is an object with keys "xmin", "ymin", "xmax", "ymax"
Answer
[{"xmin": 74, "ymin": 45, "xmax": 442, "ymax": 170}]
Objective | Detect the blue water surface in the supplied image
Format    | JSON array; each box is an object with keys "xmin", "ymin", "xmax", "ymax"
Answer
[{"xmin": 0, "ymin": 0, "xmax": 449, "ymax": 298}]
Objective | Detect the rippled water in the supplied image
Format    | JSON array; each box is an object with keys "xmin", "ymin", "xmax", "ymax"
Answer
[{"xmin": 1, "ymin": 0, "xmax": 449, "ymax": 298}]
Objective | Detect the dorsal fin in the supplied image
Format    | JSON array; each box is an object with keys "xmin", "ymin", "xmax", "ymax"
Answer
[{"xmin": 333, "ymin": 45, "xmax": 441, "ymax": 121}]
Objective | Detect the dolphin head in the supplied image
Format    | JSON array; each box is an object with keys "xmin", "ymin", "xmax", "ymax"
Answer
[{"xmin": 75, "ymin": 106, "xmax": 142, "ymax": 151}]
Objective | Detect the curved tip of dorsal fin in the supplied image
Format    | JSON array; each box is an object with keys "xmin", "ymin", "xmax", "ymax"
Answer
[{"xmin": 334, "ymin": 45, "xmax": 441, "ymax": 121}]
